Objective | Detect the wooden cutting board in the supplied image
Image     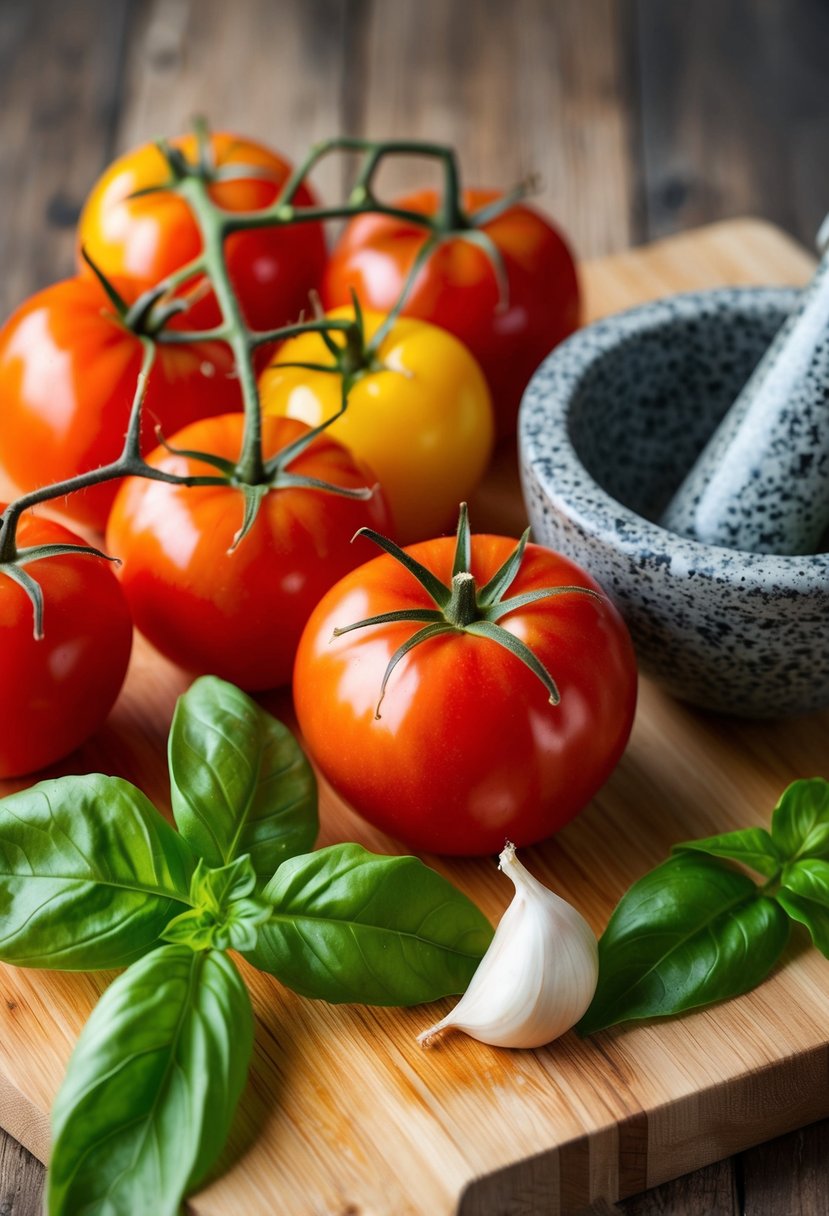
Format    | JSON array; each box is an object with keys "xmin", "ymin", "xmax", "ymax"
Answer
[{"xmin": 0, "ymin": 219, "xmax": 825, "ymax": 1216}]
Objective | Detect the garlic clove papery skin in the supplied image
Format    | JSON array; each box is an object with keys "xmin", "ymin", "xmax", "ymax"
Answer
[{"xmin": 418, "ymin": 842, "xmax": 599, "ymax": 1050}]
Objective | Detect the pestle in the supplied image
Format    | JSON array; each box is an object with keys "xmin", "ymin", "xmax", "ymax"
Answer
[{"xmin": 661, "ymin": 218, "xmax": 829, "ymax": 554}]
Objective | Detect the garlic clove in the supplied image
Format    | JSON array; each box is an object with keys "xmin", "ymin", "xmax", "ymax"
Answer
[{"xmin": 417, "ymin": 842, "xmax": 598, "ymax": 1050}]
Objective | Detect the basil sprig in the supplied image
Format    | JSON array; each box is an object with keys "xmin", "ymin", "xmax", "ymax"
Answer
[
  {"xmin": 0, "ymin": 675, "xmax": 491, "ymax": 1216},
  {"xmin": 579, "ymin": 778, "xmax": 829, "ymax": 1034}
]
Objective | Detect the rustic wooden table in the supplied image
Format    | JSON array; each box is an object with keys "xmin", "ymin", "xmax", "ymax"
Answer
[{"xmin": 0, "ymin": 2, "xmax": 827, "ymax": 1213}]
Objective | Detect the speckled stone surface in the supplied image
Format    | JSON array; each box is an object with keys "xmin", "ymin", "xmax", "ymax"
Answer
[
  {"xmin": 519, "ymin": 287, "xmax": 829, "ymax": 717},
  {"xmin": 662, "ymin": 261, "xmax": 829, "ymax": 553}
]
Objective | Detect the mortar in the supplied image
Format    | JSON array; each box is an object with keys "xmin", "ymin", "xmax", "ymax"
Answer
[{"xmin": 519, "ymin": 287, "xmax": 829, "ymax": 717}]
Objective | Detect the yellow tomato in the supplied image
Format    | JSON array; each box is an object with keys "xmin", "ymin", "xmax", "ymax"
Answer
[{"xmin": 259, "ymin": 307, "xmax": 495, "ymax": 543}]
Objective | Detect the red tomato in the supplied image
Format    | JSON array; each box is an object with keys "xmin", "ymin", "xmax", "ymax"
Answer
[
  {"xmin": 294, "ymin": 533, "xmax": 636, "ymax": 855},
  {"xmin": 0, "ymin": 275, "xmax": 240, "ymax": 531},
  {"xmin": 0, "ymin": 510, "xmax": 133, "ymax": 778},
  {"xmin": 322, "ymin": 188, "xmax": 580, "ymax": 439},
  {"xmin": 78, "ymin": 131, "xmax": 327, "ymax": 332},
  {"xmin": 106, "ymin": 414, "xmax": 392, "ymax": 690}
]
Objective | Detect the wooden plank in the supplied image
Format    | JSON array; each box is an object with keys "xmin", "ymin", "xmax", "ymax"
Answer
[
  {"xmin": 356, "ymin": 0, "xmax": 640, "ymax": 258},
  {"xmin": 635, "ymin": 0, "xmax": 829, "ymax": 249},
  {"xmin": 0, "ymin": 1133, "xmax": 44, "ymax": 1216},
  {"xmin": 741, "ymin": 1119, "xmax": 829, "ymax": 1216},
  {"xmin": 114, "ymin": 0, "xmax": 351, "ymax": 211},
  {"xmin": 0, "ymin": 220, "xmax": 824, "ymax": 1216},
  {"xmin": 620, "ymin": 1157, "xmax": 738, "ymax": 1216},
  {"xmin": 0, "ymin": 0, "xmax": 132, "ymax": 313}
]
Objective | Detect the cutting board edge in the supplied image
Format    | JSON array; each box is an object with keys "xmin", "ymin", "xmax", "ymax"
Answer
[
  {"xmin": 0, "ymin": 1070, "xmax": 50, "ymax": 1165},
  {"xmin": 456, "ymin": 1038, "xmax": 829, "ymax": 1214}
]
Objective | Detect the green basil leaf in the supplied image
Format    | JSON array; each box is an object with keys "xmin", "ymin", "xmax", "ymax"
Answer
[
  {"xmin": 190, "ymin": 854, "xmax": 257, "ymax": 909},
  {"xmin": 674, "ymin": 827, "xmax": 781, "ymax": 877},
  {"xmin": 0, "ymin": 775, "xmax": 194, "ymax": 970},
  {"xmin": 776, "ymin": 858, "xmax": 829, "ymax": 956},
  {"xmin": 246, "ymin": 843, "xmax": 493, "ymax": 1005},
  {"xmin": 168, "ymin": 675, "xmax": 317, "ymax": 882},
  {"xmin": 162, "ymin": 856, "xmax": 271, "ymax": 952},
  {"xmin": 47, "ymin": 944, "xmax": 252, "ymax": 1216},
  {"xmin": 577, "ymin": 854, "xmax": 789, "ymax": 1034},
  {"xmin": 771, "ymin": 778, "xmax": 829, "ymax": 861}
]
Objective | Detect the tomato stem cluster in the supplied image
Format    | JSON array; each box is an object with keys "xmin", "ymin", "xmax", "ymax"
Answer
[
  {"xmin": 0, "ymin": 129, "xmax": 523, "ymax": 632},
  {"xmin": 333, "ymin": 503, "xmax": 601, "ymax": 718}
]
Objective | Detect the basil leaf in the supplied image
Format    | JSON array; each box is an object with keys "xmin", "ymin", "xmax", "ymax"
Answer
[
  {"xmin": 771, "ymin": 778, "xmax": 829, "ymax": 861},
  {"xmin": 674, "ymin": 827, "xmax": 781, "ymax": 877},
  {"xmin": 776, "ymin": 858, "xmax": 829, "ymax": 956},
  {"xmin": 0, "ymin": 775, "xmax": 194, "ymax": 970},
  {"xmin": 577, "ymin": 854, "xmax": 789, "ymax": 1034},
  {"xmin": 47, "ymin": 944, "xmax": 252, "ymax": 1216},
  {"xmin": 246, "ymin": 843, "xmax": 493, "ymax": 1005},
  {"xmin": 169, "ymin": 675, "xmax": 317, "ymax": 882}
]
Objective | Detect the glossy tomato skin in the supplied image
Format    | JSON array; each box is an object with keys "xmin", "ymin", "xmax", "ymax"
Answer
[
  {"xmin": 0, "ymin": 276, "xmax": 240, "ymax": 531},
  {"xmin": 294, "ymin": 537, "xmax": 637, "ymax": 856},
  {"xmin": 78, "ymin": 132, "xmax": 327, "ymax": 332},
  {"xmin": 0, "ymin": 511, "xmax": 133, "ymax": 779},
  {"xmin": 106, "ymin": 414, "xmax": 392, "ymax": 691},
  {"xmin": 259, "ymin": 306, "xmax": 495, "ymax": 543},
  {"xmin": 322, "ymin": 188, "xmax": 580, "ymax": 440}
]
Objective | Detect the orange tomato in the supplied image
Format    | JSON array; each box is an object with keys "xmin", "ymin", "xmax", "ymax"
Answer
[{"xmin": 78, "ymin": 131, "xmax": 327, "ymax": 332}]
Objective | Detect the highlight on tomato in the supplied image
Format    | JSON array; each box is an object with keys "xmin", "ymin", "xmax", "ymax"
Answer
[
  {"xmin": 293, "ymin": 506, "xmax": 637, "ymax": 856},
  {"xmin": 78, "ymin": 129, "xmax": 327, "ymax": 332},
  {"xmin": 259, "ymin": 303, "xmax": 495, "ymax": 543},
  {"xmin": 322, "ymin": 188, "xmax": 580, "ymax": 441},
  {"xmin": 0, "ymin": 510, "xmax": 133, "ymax": 779},
  {"xmin": 0, "ymin": 273, "xmax": 240, "ymax": 531},
  {"xmin": 106, "ymin": 413, "xmax": 392, "ymax": 691}
]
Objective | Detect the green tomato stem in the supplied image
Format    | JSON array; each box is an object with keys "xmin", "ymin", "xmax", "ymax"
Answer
[
  {"xmin": 444, "ymin": 572, "xmax": 478, "ymax": 628},
  {"xmin": 177, "ymin": 177, "xmax": 266, "ymax": 485}
]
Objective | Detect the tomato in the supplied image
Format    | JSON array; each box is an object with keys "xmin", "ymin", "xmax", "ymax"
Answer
[
  {"xmin": 259, "ymin": 305, "xmax": 494, "ymax": 543},
  {"xmin": 106, "ymin": 414, "xmax": 392, "ymax": 691},
  {"xmin": 322, "ymin": 188, "xmax": 580, "ymax": 440},
  {"xmin": 293, "ymin": 529, "xmax": 636, "ymax": 855},
  {"xmin": 78, "ymin": 131, "xmax": 327, "ymax": 332},
  {"xmin": 0, "ymin": 275, "xmax": 240, "ymax": 531},
  {"xmin": 0, "ymin": 510, "xmax": 133, "ymax": 779}
]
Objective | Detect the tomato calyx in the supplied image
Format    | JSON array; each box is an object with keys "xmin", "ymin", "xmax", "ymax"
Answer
[
  {"xmin": 128, "ymin": 118, "xmax": 281, "ymax": 203},
  {"xmin": 80, "ymin": 246, "xmax": 197, "ymax": 339},
  {"xmin": 333, "ymin": 503, "xmax": 602, "ymax": 718},
  {"xmin": 270, "ymin": 293, "xmax": 393, "ymax": 392},
  {"xmin": 0, "ymin": 541, "xmax": 118, "ymax": 640},
  {"xmin": 396, "ymin": 175, "xmax": 542, "ymax": 319},
  {"xmin": 152, "ymin": 405, "xmax": 379, "ymax": 553}
]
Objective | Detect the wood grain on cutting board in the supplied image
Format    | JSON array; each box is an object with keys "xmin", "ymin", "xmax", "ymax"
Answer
[{"xmin": 0, "ymin": 219, "xmax": 825, "ymax": 1216}]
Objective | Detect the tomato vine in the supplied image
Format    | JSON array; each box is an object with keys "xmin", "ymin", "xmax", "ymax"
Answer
[{"xmin": 0, "ymin": 128, "xmax": 527, "ymax": 634}]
